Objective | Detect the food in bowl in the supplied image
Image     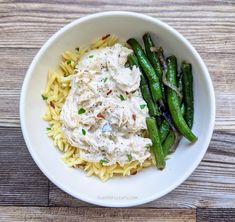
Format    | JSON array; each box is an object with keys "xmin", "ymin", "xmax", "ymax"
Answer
[{"xmin": 42, "ymin": 33, "xmax": 197, "ymax": 181}]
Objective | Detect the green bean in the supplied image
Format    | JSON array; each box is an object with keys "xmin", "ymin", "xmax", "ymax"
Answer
[
  {"xmin": 143, "ymin": 33, "xmax": 166, "ymax": 103},
  {"xmin": 159, "ymin": 119, "xmax": 170, "ymax": 143},
  {"xmin": 143, "ymin": 33, "xmax": 163, "ymax": 80},
  {"xmin": 162, "ymin": 131, "xmax": 175, "ymax": 157},
  {"xmin": 181, "ymin": 62, "xmax": 194, "ymax": 129},
  {"xmin": 156, "ymin": 46, "xmax": 182, "ymax": 132},
  {"xmin": 128, "ymin": 54, "xmax": 159, "ymax": 117},
  {"xmin": 127, "ymin": 38, "xmax": 172, "ymax": 128},
  {"xmin": 146, "ymin": 117, "xmax": 165, "ymax": 170},
  {"xmin": 127, "ymin": 38, "xmax": 162, "ymax": 102},
  {"xmin": 166, "ymin": 56, "xmax": 197, "ymax": 142},
  {"xmin": 141, "ymin": 85, "xmax": 160, "ymax": 117}
]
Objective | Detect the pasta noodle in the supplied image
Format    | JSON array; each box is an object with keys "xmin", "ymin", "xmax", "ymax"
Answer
[{"xmin": 42, "ymin": 34, "xmax": 153, "ymax": 181}]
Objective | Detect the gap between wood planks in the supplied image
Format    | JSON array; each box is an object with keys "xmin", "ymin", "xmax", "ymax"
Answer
[
  {"xmin": 0, "ymin": 207, "xmax": 196, "ymax": 222},
  {"xmin": 1, "ymin": 207, "xmax": 235, "ymax": 221}
]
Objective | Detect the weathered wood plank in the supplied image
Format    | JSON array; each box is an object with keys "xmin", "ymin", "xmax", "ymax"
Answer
[
  {"xmin": 49, "ymin": 131, "xmax": 235, "ymax": 208},
  {"xmin": 197, "ymin": 208, "xmax": 235, "ymax": 222},
  {"xmin": 0, "ymin": 0, "xmax": 235, "ymax": 212},
  {"xmin": 0, "ymin": 207, "xmax": 196, "ymax": 222},
  {"xmin": 0, "ymin": 127, "xmax": 234, "ymax": 207},
  {"xmin": 0, "ymin": 1, "xmax": 234, "ymax": 129},
  {"xmin": 0, "ymin": 127, "xmax": 49, "ymax": 206}
]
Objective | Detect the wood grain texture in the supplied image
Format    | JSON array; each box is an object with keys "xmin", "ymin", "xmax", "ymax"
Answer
[
  {"xmin": 0, "ymin": 127, "xmax": 234, "ymax": 208},
  {"xmin": 197, "ymin": 208, "xmax": 235, "ymax": 222},
  {"xmin": 0, "ymin": 0, "xmax": 235, "ymax": 129},
  {"xmin": 0, "ymin": 207, "xmax": 196, "ymax": 222},
  {"xmin": 48, "ymin": 131, "xmax": 235, "ymax": 208},
  {"xmin": 0, "ymin": 127, "xmax": 49, "ymax": 206},
  {"xmin": 0, "ymin": 0, "xmax": 235, "ymax": 220}
]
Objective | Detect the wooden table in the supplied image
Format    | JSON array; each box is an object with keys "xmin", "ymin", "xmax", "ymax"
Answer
[{"xmin": 0, "ymin": 0, "xmax": 235, "ymax": 221}]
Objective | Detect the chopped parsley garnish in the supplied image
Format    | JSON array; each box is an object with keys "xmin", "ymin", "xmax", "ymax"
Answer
[
  {"xmin": 89, "ymin": 55, "xmax": 94, "ymax": 58},
  {"xmin": 103, "ymin": 77, "xmax": 108, "ymax": 83},
  {"xmin": 66, "ymin": 60, "xmax": 71, "ymax": 65},
  {"xmin": 82, "ymin": 128, "xmax": 86, "ymax": 135},
  {"xmin": 119, "ymin": 94, "xmax": 125, "ymax": 101},
  {"xmin": 41, "ymin": 94, "xmax": 48, "ymax": 100},
  {"xmin": 140, "ymin": 104, "xmax": 146, "ymax": 109},
  {"xmin": 127, "ymin": 154, "xmax": 132, "ymax": 161},
  {"xmin": 46, "ymin": 127, "xmax": 51, "ymax": 131},
  {"xmin": 100, "ymin": 159, "xmax": 109, "ymax": 164},
  {"xmin": 78, "ymin": 107, "xmax": 86, "ymax": 114}
]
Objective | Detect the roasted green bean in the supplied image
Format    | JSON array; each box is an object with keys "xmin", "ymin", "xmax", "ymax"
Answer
[
  {"xmin": 181, "ymin": 62, "xmax": 194, "ymax": 129},
  {"xmin": 143, "ymin": 33, "xmax": 166, "ymax": 102},
  {"xmin": 127, "ymin": 38, "xmax": 162, "ymax": 102},
  {"xmin": 162, "ymin": 131, "xmax": 176, "ymax": 157},
  {"xmin": 159, "ymin": 119, "xmax": 170, "ymax": 143},
  {"xmin": 166, "ymin": 56, "xmax": 197, "ymax": 142},
  {"xmin": 146, "ymin": 117, "xmax": 165, "ymax": 169}
]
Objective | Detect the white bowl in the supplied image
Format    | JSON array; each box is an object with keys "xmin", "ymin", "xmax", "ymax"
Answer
[{"xmin": 20, "ymin": 11, "xmax": 215, "ymax": 207}]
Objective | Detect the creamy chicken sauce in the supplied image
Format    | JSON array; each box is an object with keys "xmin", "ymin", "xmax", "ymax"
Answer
[{"xmin": 60, "ymin": 43, "xmax": 152, "ymax": 165}]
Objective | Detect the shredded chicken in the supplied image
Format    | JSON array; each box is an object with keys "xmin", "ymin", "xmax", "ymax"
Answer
[{"xmin": 60, "ymin": 44, "xmax": 151, "ymax": 165}]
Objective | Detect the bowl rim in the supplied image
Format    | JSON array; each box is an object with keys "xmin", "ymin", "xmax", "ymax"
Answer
[{"xmin": 20, "ymin": 11, "xmax": 216, "ymax": 207}]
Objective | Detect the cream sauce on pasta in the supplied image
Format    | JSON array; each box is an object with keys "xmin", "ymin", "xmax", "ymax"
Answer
[{"xmin": 60, "ymin": 43, "xmax": 151, "ymax": 165}]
